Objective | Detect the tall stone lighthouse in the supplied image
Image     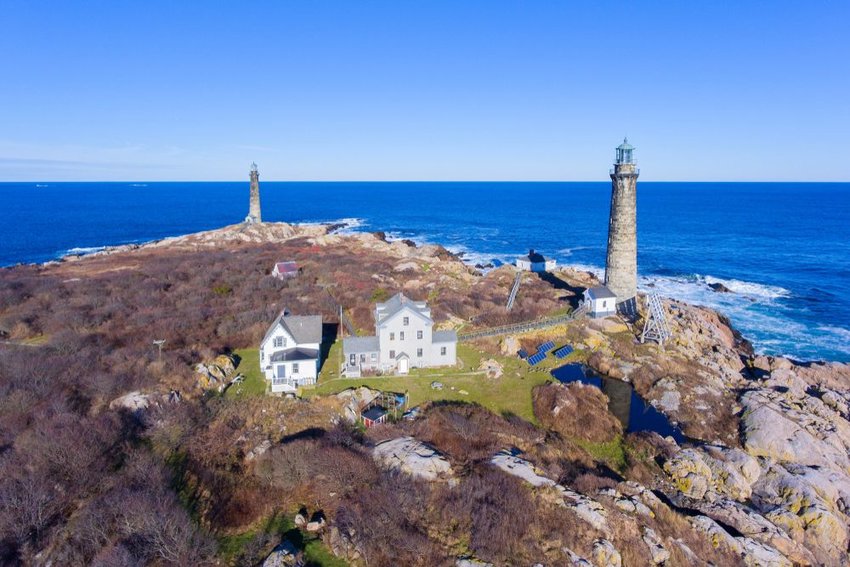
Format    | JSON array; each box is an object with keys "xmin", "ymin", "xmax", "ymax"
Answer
[
  {"xmin": 246, "ymin": 162, "xmax": 262, "ymax": 224},
  {"xmin": 604, "ymin": 138, "xmax": 639, "ymax": 309}
]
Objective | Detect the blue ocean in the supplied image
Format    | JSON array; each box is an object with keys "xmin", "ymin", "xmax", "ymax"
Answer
[{"xmin": 1, "ymin": 181, "xmax": 848, "ymax": 362}]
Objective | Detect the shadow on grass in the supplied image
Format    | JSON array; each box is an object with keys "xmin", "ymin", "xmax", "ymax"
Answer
[{"xmin": 318, "ymin": 323, "xmax": 339, "ymax": 374}]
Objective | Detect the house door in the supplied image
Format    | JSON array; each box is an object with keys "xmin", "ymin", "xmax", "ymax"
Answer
[{"xmin": 398, "ymin": 358, "xmax": 409, "ymax": 374}]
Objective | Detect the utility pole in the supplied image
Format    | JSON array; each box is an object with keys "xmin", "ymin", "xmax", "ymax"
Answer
[{"xmin": 153, "ymin": 339, "xmax": 166, "ymax": 361}]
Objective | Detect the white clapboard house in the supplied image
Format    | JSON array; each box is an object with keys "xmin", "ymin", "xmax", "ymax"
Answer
[
  {"xmin": 342, "ymin": 293, "xmax": 457, "ymax": 377},
  {"xmin": 259, "ymin": 311, "xmax": 323, "ymax": 393}
]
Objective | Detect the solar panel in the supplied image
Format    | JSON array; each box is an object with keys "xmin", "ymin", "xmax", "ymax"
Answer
[
  {"xmin": 518, "ymin": 349, "xmax": 529, "ymax": 359},
  {"xmin": 553, "ymin": 345, "xmax": 573, "ymax": 359},
  {"xmin": 528, "ymin": 352, "xmax": 546, "ymax": 366},
  {"xmin": 538, "ymin": 341, "xmax": 555, "ymax": 353}
]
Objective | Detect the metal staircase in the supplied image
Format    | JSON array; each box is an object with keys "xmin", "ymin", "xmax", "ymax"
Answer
[{"xmin": 506, "ymin": 272, "xmax": 523, "ymax": 311}]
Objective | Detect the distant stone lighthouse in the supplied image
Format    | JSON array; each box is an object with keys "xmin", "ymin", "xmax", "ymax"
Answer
[
  {"xmin": 246, "ymin": 162, "xmax": 262, "ymax": 224},
  {"xmin": 604, "ymin": 138, "xmax": 639, "ymax": 308}
]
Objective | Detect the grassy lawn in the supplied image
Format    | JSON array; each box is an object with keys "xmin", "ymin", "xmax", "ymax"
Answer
[
  {"xmin": 227, "ymin": 348, "xmax": 267, "ymax": 397},
  {"xmin": 305, "ymin": 343, "xmax": 579, "ymax": 423}
]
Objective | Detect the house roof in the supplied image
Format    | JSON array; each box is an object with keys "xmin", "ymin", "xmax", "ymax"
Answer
[
  {"xmin": 274, "ymin": 261, "xmax": 298, "ymax": 273},
  {"xmin": 524, "ymin": 249, "xmax": 547, "ymax": 263},
  {"xmin": 362, "ymin": 406, "xmax": 387, "ymax": 421},
  {"xmin": 433, "ymin": 330, "xmax": 457, "ymax": 344},
  {"xmin": 262, "ymin": 314, "xmax": 323, "ymax": 346},
  {"xmin": 375, "ymin": 293, "xmax": 431, "ymax": 326},
  {"xmin": 586, "ymin": 286, "xmax": 617, "ymax": 300},
  {"xmin": 343, "ymin": 335, "xmax": 380, "ymax": 354},
  {"xmin": 269, "ymin": 348, "xmax": 319, "ymax": 362}
]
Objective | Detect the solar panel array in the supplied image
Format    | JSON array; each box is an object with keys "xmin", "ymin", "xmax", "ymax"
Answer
[
  {"xmin": 538, "ymin": 341, "xmax": 555, "ymax": 353},
  {"xmin": 553, "ymin": 345, "xmax": 573, "ymax": 359},
  {"xmin": 517, "ymin": 349, "xmax": 529, "ymax": 359},
  {"xmin": 527, "ymin": 352, "xmax": 547, "ymax": 366}
]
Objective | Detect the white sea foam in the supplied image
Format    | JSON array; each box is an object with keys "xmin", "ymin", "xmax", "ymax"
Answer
[
  {"xmin": 556, "ymin": 246, "xmax": 595, "ymax": 257},
  {"xmin": 65, "ymin": 246, "xmax": 108, "ymax": 256},
  {"xmin": 296, "ymin": 217, "xmax": 368, "ymax": 233},
  {"xmin": 702, "ymin": 275, "xmax": 790, "ymax": 300}
]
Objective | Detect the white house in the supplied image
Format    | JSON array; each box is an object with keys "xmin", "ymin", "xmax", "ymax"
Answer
[
  {"xmin": 271, "ymin": 261, "xmax": 299, "ymax": 279},
  {"xmin": 584, "ymin": 286, "xmax": 617, "ymax": 318},
  {"xmin": 259, "ymin": 311, "xmax": 323, "ymax": 393},
  {"xmin": 342, "ymin": 293, "xmax": 457, "ymax": 377},
  {"xmin": 516, "ymin": 250, "xmax": 556, "ymax": 273}
]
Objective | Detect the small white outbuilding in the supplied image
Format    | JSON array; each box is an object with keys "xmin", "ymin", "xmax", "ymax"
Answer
[
  {"xmin": 583, "ymin": 285, "xmax": 617, "ymax": 318},
  {"xmin": 515, "ymin": 250, "xmax": 556, "ymax": 273}
]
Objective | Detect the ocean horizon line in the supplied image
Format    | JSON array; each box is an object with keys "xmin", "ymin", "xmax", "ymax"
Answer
[{"xmin": 2, "ymin": 179, "xmax": 850, "ymax": 185}]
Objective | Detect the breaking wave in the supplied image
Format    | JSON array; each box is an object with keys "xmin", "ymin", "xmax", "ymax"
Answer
[{"xmin": 64, "ymin": 246, "xmax": 108, "ymax": 256}]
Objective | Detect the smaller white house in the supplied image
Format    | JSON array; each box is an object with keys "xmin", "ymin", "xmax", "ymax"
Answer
[
  {"xmin": 516, "ymin": 250, "xmax": 556, "ymax": 273},
  {"xmin": 584, "ymin": 286, "xmax": 617, "ymax": 318},
  {"xmin": 259, "ymin": 311, "xmax": 323, "ymax": 393},
  {"xmin": 272, "ymin": 261, "xmax": 299, "ymax": 279}
]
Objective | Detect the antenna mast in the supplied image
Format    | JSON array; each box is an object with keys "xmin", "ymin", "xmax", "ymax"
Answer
[{"xmin": 640, "ymin": 294, "xmax": 671, "ymax": 345}]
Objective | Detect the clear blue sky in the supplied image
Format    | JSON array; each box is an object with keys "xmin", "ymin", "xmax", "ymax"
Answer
[{"xmin": 1, "ymin": 1, "xmax": 848, "ymax": 181}]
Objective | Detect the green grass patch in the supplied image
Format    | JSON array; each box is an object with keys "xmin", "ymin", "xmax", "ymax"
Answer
[
  {"xmin": 308, "ymin": 343, "xmax": 554, "ymax": 423},
  {"xmin": 217, "ymin": 513, "xmax": 348, "ymax": 566},
  {"xmin": 574, "ymin": 435, "xmax": 627, "ymax": 471},
  {"xmin": 226, "ymin": 348, "xmax": 267, "ymax": 397},
  {"xmin": 370, "ymin": 288, "xmax": 389, "ymax": 302}
]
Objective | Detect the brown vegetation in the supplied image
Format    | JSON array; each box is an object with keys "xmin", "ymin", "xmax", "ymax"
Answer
[{"xmin": 533, "ymin": 382, "xmax": 623, "ymax": 444}]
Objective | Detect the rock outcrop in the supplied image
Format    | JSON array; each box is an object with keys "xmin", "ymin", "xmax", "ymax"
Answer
[{"xmin": 372, "ymin": 436, "xmax": 453, "ymax": 481}]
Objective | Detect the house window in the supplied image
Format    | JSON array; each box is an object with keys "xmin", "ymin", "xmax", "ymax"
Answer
[
  {"xmin": 441, "ymin": 346, "xmax": 447, "ymax": 356},
  {"xmin": 417, "ymin": 330, "xmax": 423, "ymax": 339},
  {"xmin": 371, "ymin": 352, "xmax": 377, "ymax": 361},
  {"xmin": 389, "ymin": 350, "xmax": 395, "ymax": 359},
  {"xmin": 400, "ymin": 331, "xmax": 405, "ymax": 340},
  {"xmin": 360, "ymin": 354, "xmax": 366, "ymax": 362},
  {"xmin": 417, "ymin": 348, "xmax": 423, "ymax": 357},
  {"xmin": 293, "ymin": 363, "xmax": 299, "ymax": 373},
  {"xmin": 273, "ymin": 337, "xmax": 284, "ymax": 348},
  {"xmin": 390, "ymin": 332, "xmax": 395, "ymax": 341},
  {"xmin": 350, "ymin": 354, "xmax": 356, "ymax": 365},
  {"xmin": 403, "ymin": 317, "xmax": 409, "ymax": 326}
]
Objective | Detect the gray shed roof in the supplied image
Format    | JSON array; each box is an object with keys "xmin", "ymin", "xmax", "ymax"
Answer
[
  {"xmin": 586, "ymin": 286, "xmax": 617, "ymax": 300},
  {"xmin": 263, "ymin": 314, "xmax": 323, "ymax": 345},
  {"xmin": 375, "ymin": 293, "xmax": 429, "ymax": 324},
  {"xmin": 343, "ymin": 335, "xmax": 380, "ymax": 354},
  {"xmin": 362, "ymin": 406, "xmax": 387, "ymax": 421},
  {"xmin": 269, "ymin": 348, "xmax": 319, "ymax": 362},
  {"xmin": 433, "ymin": 330, "xmax": 458, "ymax": 343}
]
